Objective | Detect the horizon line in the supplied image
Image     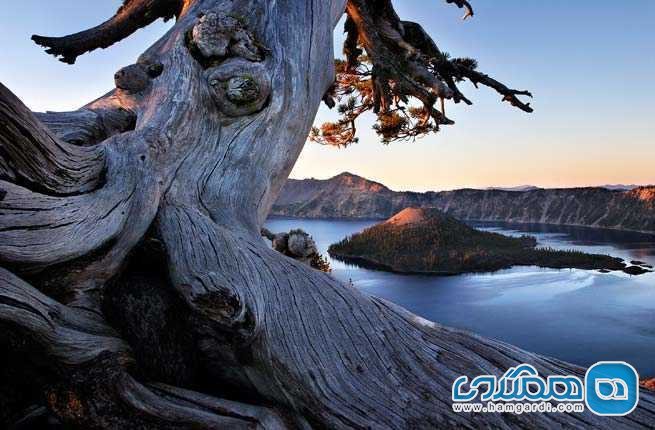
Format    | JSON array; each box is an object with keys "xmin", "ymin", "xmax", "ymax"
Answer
[{"xmin": 288, "ymin": 172, "xmax": 655, "ymax": 193}]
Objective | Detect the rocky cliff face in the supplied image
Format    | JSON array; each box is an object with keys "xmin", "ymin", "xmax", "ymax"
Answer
[{"xmin": 271, "ymin": 173, "xmax": 655, "ymax": 233}]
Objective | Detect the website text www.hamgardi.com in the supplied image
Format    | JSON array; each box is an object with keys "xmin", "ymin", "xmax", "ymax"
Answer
[{"xmin": 452, "ymin": 362, "xmax": 639, "ymax": 416}]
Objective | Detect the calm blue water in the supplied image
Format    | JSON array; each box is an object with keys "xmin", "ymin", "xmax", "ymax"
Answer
[{"xmin": 265, "ymin": 217, "xmax": 655, "ymax": 376}]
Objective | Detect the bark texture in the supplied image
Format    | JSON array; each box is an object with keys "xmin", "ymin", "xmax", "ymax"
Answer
[{"xmin": 1, "ymin": 0, "xmax": 654, "ymax": 429}]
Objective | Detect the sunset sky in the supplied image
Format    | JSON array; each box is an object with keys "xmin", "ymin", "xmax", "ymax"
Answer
[{"xmin": 1, "ymin": 1, "xmax": 653, "ymax": 191}]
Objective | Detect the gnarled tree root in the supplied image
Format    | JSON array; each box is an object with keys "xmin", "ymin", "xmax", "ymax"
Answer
[{"xmin": 0, "ymin": 266, "xmax": 288, "ymax": 429}]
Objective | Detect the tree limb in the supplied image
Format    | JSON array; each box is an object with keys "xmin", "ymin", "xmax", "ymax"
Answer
[
  {"xmin": 452, "ymin": 64, "xmax": 534, "ymax": 112},
  {"xmin": 400, "ymin": 20, "xmax": 533, "ymax": 112},
  {"xmin": 0, "ymin": 130, "xmax": 161, "ymax": 315},
  {"xmin": 156, "ymin": 209, "xmax": 655, "ymax": 428},
  {"xmin": 35, "ymin": 105, "xmax": 136, "ymax": 147},
  {"xmin": 0, "ymin": 266, "xmax": 132, "ymax": 368},
  {"xmin": 31, "ymin": 0, "xmax": 186, "ymax": 64},
  {"xmin": 312, "ymin": 0, "xmax": 532, "ymax": 146},
  {"xmin": 0, "ymin": 83, "xmax": 105, "ymax": 195},
  {"xmin": 445, "ymin": 0, "xmax": 474, "ymax": 20}
]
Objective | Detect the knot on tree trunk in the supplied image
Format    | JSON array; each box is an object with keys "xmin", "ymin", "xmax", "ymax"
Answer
[
  {"xmin": 190, "ymin": 11, "xmax": 264, "ymax": 62},
  {"xmin": 184, "ymin": 270, "xmax": 254, "ymax": 336},
  {"xmin": 114, "ymin": 61, "xmax": 164, "ymax": 94},
  {"xmin": 224, "ymin": 76, "xmax": 260, "ymax": 104},
  {"xmin": 186, "ymin": 9, "xmax": 271, "ymax": 117},
  {"xmin": 205, "ymin": 58, "xmax": 271, "ymax": 117}
]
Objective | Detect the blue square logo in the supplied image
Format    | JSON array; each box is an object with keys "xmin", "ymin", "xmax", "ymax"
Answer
[{"xmin": 585, "ymin": 361, "xmax": 639, "ymax": 416}]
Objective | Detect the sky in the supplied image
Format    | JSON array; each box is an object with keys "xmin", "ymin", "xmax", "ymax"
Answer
[{"xmin": 1, "ymin": 1, "xmax": 653, "ymax": 192}]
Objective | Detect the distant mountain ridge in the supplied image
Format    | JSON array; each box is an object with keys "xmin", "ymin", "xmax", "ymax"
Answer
[
  {"xmin": 486, "ymin": 185, "xmax": 541, "ymax": 192},
  {"xmin": 486, "ymin": 185, "xmax": 641, "ymax": 192},
  {"xmin": 599, "ymin": 184, "xmax": 643, "ymax": 191},
  {"xmin": 271, "ymin": 173, "xmax": 655, "ymax": 234}
]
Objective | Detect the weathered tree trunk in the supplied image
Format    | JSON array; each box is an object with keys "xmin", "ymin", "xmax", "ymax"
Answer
[{"xmin": 1, "ymin": 1, "xmax": 654, "ymax": 428}]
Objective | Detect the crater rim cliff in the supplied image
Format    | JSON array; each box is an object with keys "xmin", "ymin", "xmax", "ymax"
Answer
[{"xmin": 271, "ymin": 172, "xmax": 655, "ymax": 234}]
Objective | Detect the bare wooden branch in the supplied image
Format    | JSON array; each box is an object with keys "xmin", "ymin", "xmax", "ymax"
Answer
[
  {"xmin": 453, "ymin": 64, "xmax": 534, "ymax": 112},
  {"xmin": 31, "ymin": 0, "xmax": 185, "ymax": 64},
  {"xmin": 35, "ymin": 106, "xmax": 136, "ymax": 146},
  {"xmin": 0, "ymin": 84, "xmax": 105, "ymax": 195},
  {"xmin": 0, "ymin": 266, "xmax": 132, "ymax": 368},
  {"xmin": 158, "ymin": 213, "xmax": 655, "ymax": 428},
  {"xmin": 445, "ymin": 0, "xmax": 474, "ymax": 20}
]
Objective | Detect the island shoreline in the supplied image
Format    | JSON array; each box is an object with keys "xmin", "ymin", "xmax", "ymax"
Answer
[{"xmin": 269, "ymin": 215, "xmax": 655, "ymax": 237}]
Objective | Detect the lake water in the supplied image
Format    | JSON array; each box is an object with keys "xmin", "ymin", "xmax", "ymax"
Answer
[{"xmin": 265, "ymin": 217, "xmax": 655, "ymax": 377}]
